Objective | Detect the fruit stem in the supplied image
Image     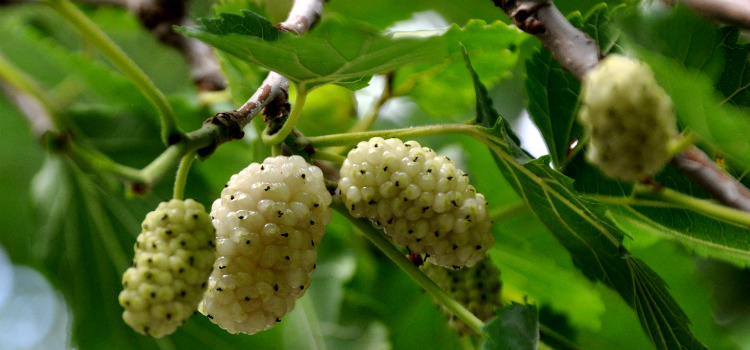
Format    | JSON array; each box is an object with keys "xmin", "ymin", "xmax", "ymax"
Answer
[
  {"xmin": 307, "ymin": 123, "xmax": 486, "ymax": 148},
  {"xmin": 667, "ymin": 131, "xmax": 696, "ymax": 158},
  {"xmin": 0, "ymin": 52, "xmax": 57, "ymax": 117},
  {"xmin": 310, "ymin": 150, "xmax": 346, "ymax": 164},
  {"xmin": 43, "ymin": 0, "xmax": 181, "ymax": 145},
  {"xmin": 633, "ymin": 184, "xmax": 750, "ymax": 227},
  {"xmin": 66, "ymin": 141, "xmax": 146, "ymax": 183},
  {"xmin": 331, "ymin": 199, "xmax": 486, "ymax": 334},
  {"xmin": 263, "ymin": 87, "xmax": 308, "ymax": 145},
  {"xmin": 173, "ymin": 151, "xmax": 196, "ymax": 200},
  {"xmin": 300, "ymin": 294, "xmax": 329, "ymax": 350}
]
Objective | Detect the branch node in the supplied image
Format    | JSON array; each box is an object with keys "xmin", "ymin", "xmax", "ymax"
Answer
[{"xmin": 197, "ymin": 111, "xmax": 245, "ymax": 157}]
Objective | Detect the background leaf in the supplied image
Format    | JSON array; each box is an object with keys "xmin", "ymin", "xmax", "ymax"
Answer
[{"xmin": 392, "ymin": 19, "xmax": 527, "ymax": 118}]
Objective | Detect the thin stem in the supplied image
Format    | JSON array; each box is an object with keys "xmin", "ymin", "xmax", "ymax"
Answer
[
  {"xmin": 173, "ymin": 151, "xmax": 196, "ymax": 200},
  {"xmin": 0, "ymin": 52, "xmax": 56, "ymax": 114},
  {"xmin": 585, "ymin": 194, "xmax": 678, "ymax": 208},
  {"xmin": 540, "ymin": 322, "xmax": 581, "ymax": 350},
  {"xmin": 634, "ymin": 185, "xmax": 750, "ymax": 227},
  {"xmin": 331, "ymin": 199, "xmax": 485, "ymax": 334},
  {"xmin": 310, "ymin": 150, "xmax": 346, "ymax": 164},
  {"xmin": 667, "ymin": 131, "xmax": 696, "ymax": 158},
  {"xmin": 44, "ymin": 0, "xmax": 180, "ymax": 144},
  {"xmin": 308, "ymin": 123, "xmax": 485, "ymax": 149},
  {"xmin": 140, "ymin": 142, "xmax": 187, "ymax": 185},
  {"xmin": 67, "ymin": 141, "xmax": 146, "ymax": 182},
  {"xmin": 272, "ymin": 143, "xmax": 282, "ymax": 157},
  {"xmin": 299, "ymin": 294, "xmax": 329, "ymax": 350},
  {"xmin": 263, "ymin": 88, "xmax": 308, "ymax": 145}
]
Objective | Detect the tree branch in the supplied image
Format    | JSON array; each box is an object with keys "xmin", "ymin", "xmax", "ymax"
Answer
[
  {"xmin": 666, "ymin": 0, "xmax": 750, "ymax": 30},
  {"xmin": 74, "ymin": 0, "xmax": 227, "ymax": 91},
  {"xmin": 671, "ymin": 146, "xmax": 750, "ymax": 212},
  {"xmin": 494, "ymin": 0, "xmax": 750, "ymax": 214},
  {"xmin": 182, "ymin": 0, "xmax": 323, "ymax": 158},
  {"xmin": 494, "ymin": 0, "xmax": 600, "ymax": 80}
]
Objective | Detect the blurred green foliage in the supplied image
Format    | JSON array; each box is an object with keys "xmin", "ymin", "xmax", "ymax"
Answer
[{"xmin": 0, "ymin": 1, "xmax": 748, "ymax": 350}]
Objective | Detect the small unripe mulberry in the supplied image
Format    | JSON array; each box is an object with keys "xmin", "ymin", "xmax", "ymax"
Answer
[
  {"xmin": 200, "ymin": 155, "xmax": 332, "ymax": 335},
  {"xmin": 422, "ymin": 257, "xmax": 502, "ymax": 336},
  {"xmin": 579, "ymin": 54, "xmax": 678, "ymax": 181},
  {"xmin": 339, "ymin": 137, "xmax": 494, "ymax": 268},
  {"xmin": 119, "ymin": 199, "xmax": 215, "ymax": 338}
]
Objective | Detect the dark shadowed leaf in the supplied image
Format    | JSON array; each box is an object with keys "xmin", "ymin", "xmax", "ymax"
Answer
[{"xmin": 482, "ymin": 303, "xmax": 539, "ymax": 350}]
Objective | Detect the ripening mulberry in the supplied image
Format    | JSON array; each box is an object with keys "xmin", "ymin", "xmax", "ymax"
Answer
[
  {"xmin": 200, "ymin": 155, "xmax": 332, "ymax": 335},
  {"xmin": 422, "ymin": 256, "xmax": 502, "ymax": 336},
  {"xmin": 119, "ymin": 199, "xmax": 216, "ymax": 338},
  {"xmin": 339, "ymin": 137, "xmax": 494, "ymax": 268},
  {"xmin": 579, "ymin": 54, "xmax": 678, "ymax": 181}
]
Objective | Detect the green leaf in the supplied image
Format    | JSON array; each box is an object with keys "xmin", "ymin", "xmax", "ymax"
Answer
[
  {"xmin": 468, "ymin": 54, "xmax": 707, "ymax": 350},
  {"xmin": 640, "ymin": 49, "xmax": 750, "ymax": 169},
  {"xmin": 615, "ymin": 5, "xmax": 726, "ymax": 81},
  {"xmin": 608, "ymin": 205, "xmax": 750, "ymax": 267},
  {"xmin": 198, "ymin": 9, "xmax": 281, "ymax": 39},
  {"xmin": 524, "ymin": 48, "xmax": 580, "ymax": 168},
  {"xmin": 482, "ymin": 303, "xmax": 539, "ymax": 350},
  {"xmin": 178, "ymin": 11, "xmax": 446, "ymax": 91},
  {"xmin": 716, "ymin": 27, "xmax": 750, "ymax": 107},
  {"xmin": 566, "ymin": 154, "xmax": 750, "ymax": 268},
  {"xmin": 324, "ymin": 0, "xmax": 506, "ymax": 31},
  {"xmin": 490, "ymin": 210, "xmax": 606, "ymax": 332},
  {"xmin": 524, "ymin": 4, "xmax": 621, "ymax": 169},
  {"xmin": 392, "ymin": 19, "xmax": 526, "ymax": 118},
  {"xmin": 616, "ymin": 4, "xmax": 750, "ymax": 168},
  {"xmin": 0, "ymin": 15, "xmax": 154, "ymax": 116},
  {"xmin": 296, "ymin": 84, "xmax": 357, "ymax": 136}
]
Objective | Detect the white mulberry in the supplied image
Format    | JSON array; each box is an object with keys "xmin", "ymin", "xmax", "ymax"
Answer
[
  {"xmin": 579, "ymin": 54, "xmax": 678, "ymax": 181},
  {"xmin": 119, "ymin": 199, "xmax": 215, "ymax": 338},
  {"xmin": 422, "ymin": 256, "xmax": 502, "ymax": 336},
  {"xmin": 200, "ymin": 155, "xmax": 332, "ymax": 335},
  {"xmin": 339, "ymin": 137, "xmax": 494, "ymax": 268}
]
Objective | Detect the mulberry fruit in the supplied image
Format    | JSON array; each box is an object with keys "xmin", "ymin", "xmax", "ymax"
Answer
[
  {"xmin": 119, "ymin": 199, "xmax": 215, "ymax": 338},
  {"xmin": 339, "ymin": 137, "xmax": 494, "ymax": 268},
  {"xmin": 579, "ymin": 54, "xmax": 678, "ymax": 181},
  {"xmin": 422, "ymin": 257, "xmax": 502, "ymax": 336},
  {"xmin": 200, "ymin": 155, "xmax": 332, "ymax": 335}
]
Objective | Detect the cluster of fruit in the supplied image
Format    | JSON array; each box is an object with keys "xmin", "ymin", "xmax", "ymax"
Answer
[
  {"xmin": 118, "ymin": 53, "xmax": 677, "ymax": 338},
  {"xmin": 118, "ymin": 140, "xmax": 500, "ymax": 338}
]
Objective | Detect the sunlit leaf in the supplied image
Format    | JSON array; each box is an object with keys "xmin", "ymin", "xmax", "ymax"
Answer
[
  {"xmin": 392, "ymin": 19, "xmax": 526, "ymax": 118},
  {"xmin": 178, "ymin": 11, "xmax": 446, "ymax": 91}
]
